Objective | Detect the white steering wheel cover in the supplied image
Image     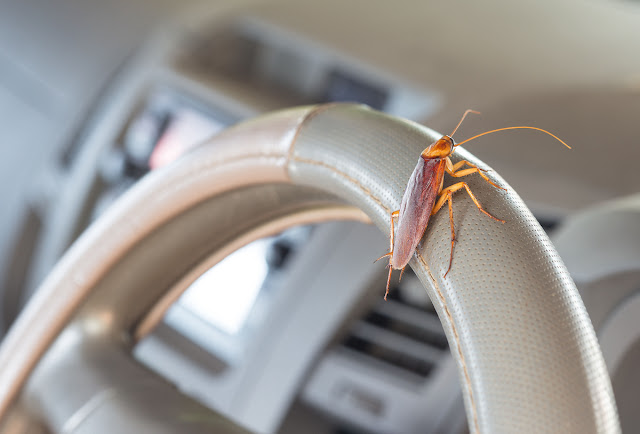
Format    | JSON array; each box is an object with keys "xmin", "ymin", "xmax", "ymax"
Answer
[
  {"xmin": 287, "ymin": 104, "xmax": 619, "ymax": 433},
  {"xmin": 0, "ymin": 104, "xmax": 619, "ymax": 433}
]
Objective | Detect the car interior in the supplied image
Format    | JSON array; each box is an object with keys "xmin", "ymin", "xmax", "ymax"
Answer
[{"xmin": 1, "ymin": 1, "xmax": 639, "ymax": 433}]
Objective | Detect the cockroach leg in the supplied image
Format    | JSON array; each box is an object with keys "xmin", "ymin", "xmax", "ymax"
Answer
[
  {"xmin": 431, "ymin": 189, "xmax": 457, "ymax": 277},
  {"xmin": 450, "ymin": 160, "xmax": 488, "ymax": 174},
  {"xmin": 374, "ymin": 252, "xmax": 392, "ymax": 262},
  {"xmin": 446, "ymin": 159, "xmax": 505, "ymax": 191},
  {"xmin": 384, "ymin": 264, "xmax": 393, "ymax": 300},
  {"xmin": 389, "ymin": 210, "xmax": 399, "ymax": 252},
  {"xmin": 431, "ymin": 182, "xmax": 504, "ymax": 277},
  {"xmin": 375, "ymin": 210, "xmax": 400, "ymax": 263},
  {"xmin": 377, "ymin": 210, "xmax": 400, "ymax": 300},
  {"xmin": 431, "ymin": 189, "xmax": 448, "ymax": 216},
  {"xmin": 439, "ymin": 182, "xmax": 505, "ymax": 223},
  {"xmin": 444, "ymin": 192, "xmax": 456, "ymax": 277}
]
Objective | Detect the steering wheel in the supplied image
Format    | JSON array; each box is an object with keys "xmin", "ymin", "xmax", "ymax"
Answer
[{"xmin": 0, "ymin": 104, "xmax": 619, "ymax": 433}]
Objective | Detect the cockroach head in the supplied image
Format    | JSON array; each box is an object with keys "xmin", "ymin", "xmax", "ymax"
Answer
[{"xmin": 421, "ymin": 135, "xmax": 455, "ymax": 159}]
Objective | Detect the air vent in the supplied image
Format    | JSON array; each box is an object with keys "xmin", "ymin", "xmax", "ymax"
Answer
[{"xmin": 339, "ymin": 273, "xmax": 448, "ymax": 380}]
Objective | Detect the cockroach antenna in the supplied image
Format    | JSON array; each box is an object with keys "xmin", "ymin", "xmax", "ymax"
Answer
[
  {"xmin": 455, "ymin": 126, "xmax": 571, "ymax": 149},
  {"xmin": 449, "ymin": 109, "xmax": 481, "ymax": 137}
]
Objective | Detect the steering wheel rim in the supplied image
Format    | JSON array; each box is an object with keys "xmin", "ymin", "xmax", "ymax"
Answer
[{"xmin": 0, "ymin": 103, "xmax": 619, "ymax": 433}]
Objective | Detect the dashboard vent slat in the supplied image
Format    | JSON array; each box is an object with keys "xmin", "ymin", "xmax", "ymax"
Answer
[
  {"xmin": 339, "ymin": 272, "xmax": 448, "ymax": 380},
  {"xmin": 343, "ymin": 335, "xmax": 434, "ymax": 378}
]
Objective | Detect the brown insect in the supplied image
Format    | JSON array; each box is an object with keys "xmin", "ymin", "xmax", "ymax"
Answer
[{"xmin": 377, "ymin": 110, "xmax": 570, "ymax": 299}]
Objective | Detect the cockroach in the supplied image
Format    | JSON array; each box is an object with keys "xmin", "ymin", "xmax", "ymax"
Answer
[{"xmin": 377, "ymin": 110, "xmax": 570, "ymax": 300}]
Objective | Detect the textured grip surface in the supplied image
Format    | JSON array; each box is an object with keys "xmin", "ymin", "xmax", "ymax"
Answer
[{"xmin": 289, "ymin": 104, "xmax": 619, "ymax": 433}]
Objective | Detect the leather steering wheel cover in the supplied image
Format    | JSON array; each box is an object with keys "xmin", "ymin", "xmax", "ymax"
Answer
[
  {"xmin": 288, "ymin": 104, "xmax": 619, "ymax": 433},
  {"xmin": 0, "ymin": 103, "xmax": 619, "ymax": 433}
]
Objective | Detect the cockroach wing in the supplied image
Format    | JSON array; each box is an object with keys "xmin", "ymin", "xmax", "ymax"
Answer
[{"xmin": 391, "ymin": 156, "xmax": 446, "ymax": 269}]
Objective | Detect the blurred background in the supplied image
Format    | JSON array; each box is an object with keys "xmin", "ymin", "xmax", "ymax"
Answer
[{"xmin": 1, "ymin": 0, "xmax": 640, "ymax": 432}]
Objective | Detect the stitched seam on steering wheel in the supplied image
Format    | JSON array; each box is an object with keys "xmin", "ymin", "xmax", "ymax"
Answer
[
  {"xmin": 290, "ymin": 154, "xmax": 480, "ymax": 434},
  {"xmin": 287, "ymin": 103, "xmax": 345, "ymax": 167},
  {"xmin": 416, "ymin": 253, "xmax": 480, "ymax": 434},
  {"xmin": 291, "ymin": 156, "xmax": 392, "ymax": 215}
]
